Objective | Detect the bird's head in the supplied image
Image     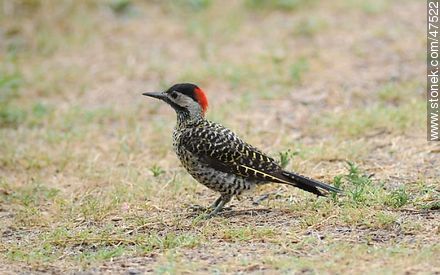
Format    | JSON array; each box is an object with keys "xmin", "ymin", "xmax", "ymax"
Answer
[{"xmin": 142, "ymin": 83, "xmax": 208, "ymax": 119}]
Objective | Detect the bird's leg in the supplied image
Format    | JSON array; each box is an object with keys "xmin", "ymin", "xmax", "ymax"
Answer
[
  {"xmin": 189, "ymin": 196, "xmax": 229, "ymax": 214},
  {"xmin": 205, "ymin": 195, "xmax": 232, "ymax": 218},
  {"xmin": 209, "ymin": 196, "xmax": 223, "ymax": 209}
]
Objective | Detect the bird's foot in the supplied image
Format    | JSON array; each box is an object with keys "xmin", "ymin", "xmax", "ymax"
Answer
[
  {"xmin": 188, "ymin": 204, "xmax": 233, "ymax": 213},
  {"xmin": 200, "ymin": 207, "xmax": 223, "ymax": 219},
  {"xmin": 190, "ymin": 207, "xmax": 219, "ymax": 220}
]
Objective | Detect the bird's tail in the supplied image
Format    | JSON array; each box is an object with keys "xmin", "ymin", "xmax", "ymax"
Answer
[{"xmin": 281, "ymin": 171, "xmax": 341, "ymax": 196}]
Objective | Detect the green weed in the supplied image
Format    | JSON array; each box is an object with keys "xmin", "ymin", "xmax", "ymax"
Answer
[
  {"xmin": 367, "ymin": 211, "xmax": 397, "ymax": 229},
  {"xmin": 108, "ymin": 0, "xmax": 132, "ymax": 14},
  {"xmin": 332, "ymin": 162, "xmax": 381, "ymax": 205},
  {"xmin": 385, "ymin": 187, "xmax": 410, "ymax": 208},
  {"xmin": 289, "ymin": 57, "xmax": 309, "ymax": 84},
  {"xmin": 150, "ymin": 165, "xmax": 165, "ymax": 177},
  {"xmin": 0, "ymin": 72, "xmax": 22, "ymax": 103},
  {"xmin": 345, "ymin": 162, "xmax": 373, "ymax": 203},
  {"xmin": 278, "ymin": 149, "xmax": 299, "ymax": 169},
  {"xmin": 0, "ymin": 104, "xmax": 27, "ymax": 128}
]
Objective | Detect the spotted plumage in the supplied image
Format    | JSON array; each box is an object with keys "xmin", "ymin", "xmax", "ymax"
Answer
[{"xmin": 143, "ymin": 83, "xmax": 341, "ymax": 217}]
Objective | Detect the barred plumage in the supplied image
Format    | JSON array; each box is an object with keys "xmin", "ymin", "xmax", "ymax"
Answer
[{"xmin": 143, "ymin": 83, "xmax": 341, "ymax": 217}]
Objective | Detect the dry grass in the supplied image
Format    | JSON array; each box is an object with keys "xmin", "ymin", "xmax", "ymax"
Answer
[{"xmin": 0, "ymin": 0, "xmax": 439, "ymax": 273}]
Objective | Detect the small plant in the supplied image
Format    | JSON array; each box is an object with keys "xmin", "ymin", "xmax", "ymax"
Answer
[
  {"xmin": 332, "ymin": 162, "xmax": 375, "ymax": 204},
  {"xmin": 346, "ymin": 162, "xmax": 372, "ymax": 203},
  {"xmin": 331, "ymin": 175, "xmax": 343, "ymax": 202},
  {"xmin": 279, "ymin": 151, "xmax": 290, "ymax": 168},
  {"xmin": 0, "ymin": 104, "xmax": 27, "ymax": 128},
  {"xmin": 372, "ymin": 211, "xmax": 397, "ymax": 229},
  {"xmin": 108, "ymin": 0, "xmax": 132, "ymax": 14},
  {"xmin": 289, "ymin": 57, "xmax": 309, "ymax": 84},
  {"xmin": 278, "ymin": 149, "xmax": 299, "ymax": 169},
  {"xmin": 0, "ymin": 72, "xmax": 22, "ymax": 104},
  {"xmin": 150, "ymin": 165, "xmax": 165, "ymax": 177},
  {"xmin": 385, "ymin": 187, "xmax": 410, "ymax": 208},
  {"xmin": 0, "ymin": 72, "xmax": 26, "ymax": 128}
]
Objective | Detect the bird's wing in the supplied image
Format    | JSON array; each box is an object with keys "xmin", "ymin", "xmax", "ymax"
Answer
[{"xmin": 180, "ymin": 122, "xmax": 289, "ymax": 183}]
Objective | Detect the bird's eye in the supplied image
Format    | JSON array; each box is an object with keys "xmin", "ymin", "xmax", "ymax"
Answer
[{"xmin": 170, "ymin": 92, "xmax": 178, "ymax": 99}]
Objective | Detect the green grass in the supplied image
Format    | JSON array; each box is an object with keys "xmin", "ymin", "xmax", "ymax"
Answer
[
  {"xmin": 0, "ymin": 0, "xmax": 437, "ymax": 273},
  {"xmin": 289, "ymin": 57, "xmax": 310, "ymax": 84},
  {"xmin": 330, "ymin": 162, "xmax": 412, "ymax": 210},
  {"xmin": 385, "ymin": 187, "xmax": 410, "ymax": 208},
  {"xmin": 6, "ymin": 228, "xmax": 202, "ymax": 266},
  {"xmin": 278, "ymin": 149, "xmax": 300, "ymax": 169},
  {"xmin": 262, "ymin": 243, "xmax": 440, "ymax": 273},
  {"xmin": 313, "ymin": 100, "xmax": 424, "ymax": 138}
]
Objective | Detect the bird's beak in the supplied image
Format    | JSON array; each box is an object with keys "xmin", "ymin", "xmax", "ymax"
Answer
[{"xmin": 142, "ymin": 92, "xmax": 166, "ymax": 100}]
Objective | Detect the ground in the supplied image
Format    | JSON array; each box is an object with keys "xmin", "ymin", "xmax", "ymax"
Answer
[{"xmin": 0, "ymin": 0, "xmax": 439, "ymax": 274}]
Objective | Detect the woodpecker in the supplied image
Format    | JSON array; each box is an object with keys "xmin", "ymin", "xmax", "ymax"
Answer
[{"xmin": 143, "ymin": 83, "xmax": 341, "ymax": 217}]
